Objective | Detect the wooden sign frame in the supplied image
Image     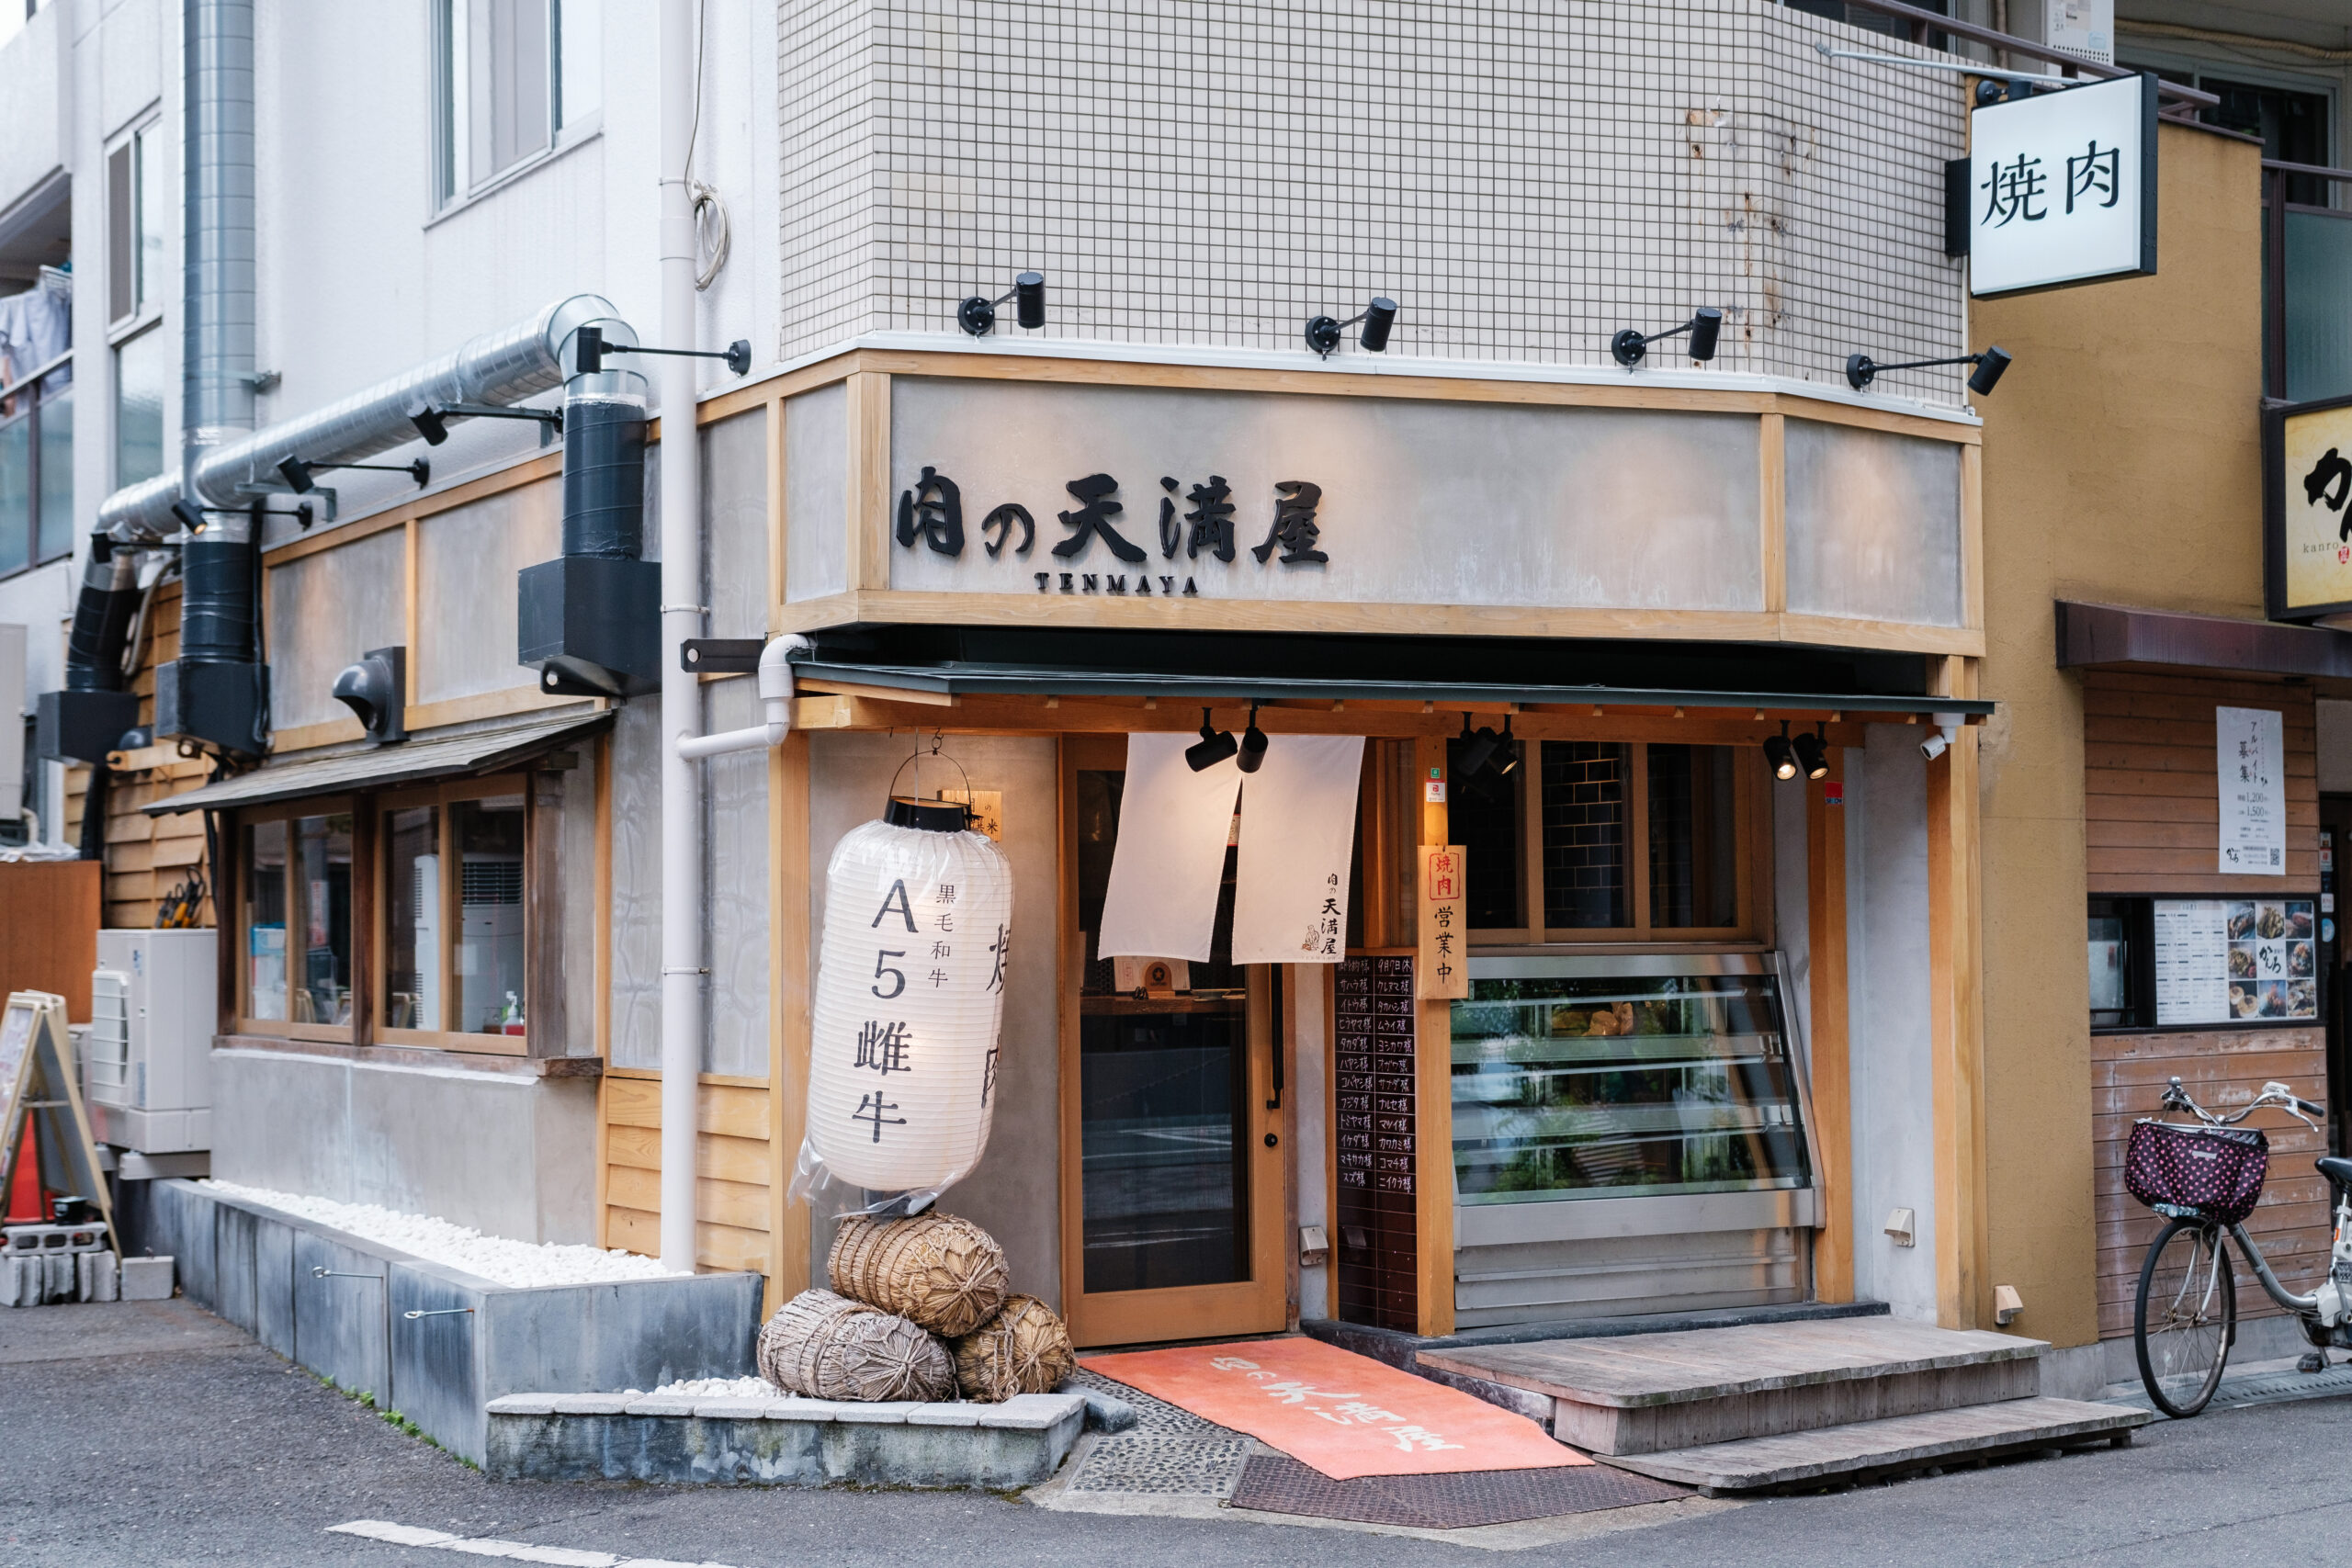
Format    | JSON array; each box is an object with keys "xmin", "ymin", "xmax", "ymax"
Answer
[{"xmin": 0, "ymin": 990, "xmax": 120, "ymax": 1255}]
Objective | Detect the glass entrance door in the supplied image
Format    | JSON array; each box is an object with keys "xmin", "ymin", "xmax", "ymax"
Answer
[{"xmin": 1060, "ymin": 738, "xmax": 1288, "ymax": 1347}]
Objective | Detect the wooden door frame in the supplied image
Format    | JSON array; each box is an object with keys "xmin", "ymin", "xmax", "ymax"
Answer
[{"xmin": 1057, "ymin": 733, "xmax": 1291, "ymax": 1347}]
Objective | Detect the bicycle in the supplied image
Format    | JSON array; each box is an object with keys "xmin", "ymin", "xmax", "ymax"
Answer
[{"xmin": 2129, "ymin": 1076, "xmax": 2352, "ymax": 1418}]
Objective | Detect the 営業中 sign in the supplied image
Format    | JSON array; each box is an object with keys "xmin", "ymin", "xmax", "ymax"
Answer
[
  {"xmin": 2265, "ymin": 396, "xmax": 2352, "ymax": 620},
  {"xmin": 2217, "ymin": 706, "xmax": 2285, "ymax": 877},
  {"xmin": 1965, "ymin": 73, "xmax": 2156, "ymax": 297}
]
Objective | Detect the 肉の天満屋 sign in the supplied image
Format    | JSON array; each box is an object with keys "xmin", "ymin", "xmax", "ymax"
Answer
[
  {"xmin": 1964, "ymin": 72, "xmax": 2156, "ymax": 297},
  {"xmin": 2265, "ymin": 396, "xmax": 2352, "ymax": 620}
]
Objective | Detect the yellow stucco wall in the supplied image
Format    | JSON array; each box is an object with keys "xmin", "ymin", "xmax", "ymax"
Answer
[{"xmin": 1972, "ymin": 122, "xmax": 2267, "ymax": 1348}]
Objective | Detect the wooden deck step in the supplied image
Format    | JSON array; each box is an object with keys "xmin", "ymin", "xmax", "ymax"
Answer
[
  {"xmin": 1419, "ymin": 1317, "xmax": 2045, "ymax": 1455},
  {"xmin": 1594, "ymin": 1396, "xmax": 2152, "ymax": 1495}
]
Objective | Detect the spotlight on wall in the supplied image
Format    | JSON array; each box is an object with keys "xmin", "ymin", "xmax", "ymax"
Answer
[
  {"xmin": 1611, "ymin": 307, "xmax": 1724, "ymax": 368},
  {"xmin": 1186, "ymin": 706, "xmax": 1238, "ymax": 772},
  {"xmin": 1456, "ymin": 712, "xmax": 1501, "ymax": 777},
  {"xmin": 406, "ymin": 402, "xmax": 451, "ymax": 446},
  {"xmin": 1764, "ymin": 720, "xmax": 1799, "ymax": 782},
  {"xmin": 1237, "ymin": 705, "xmax": 1270, "ymax": 773},
  {"xmin": 1304, "ymin": 297, "xmax": 1398, "ymax": 358},
  {"xmin": 959, "ymin": 272, "xmax": 1047, "ymax": 336},
  {"xmin": 1491, "ymin": 715, "xmax": 1521, "ymax": 777},
  {"xmin": 1845, "ymin": 345, "xmax": 2014, "ymax": 397},
  {"xmin": 277, "ymin": 456, "xmax": 430, "ymax": 494},
  {"xmin": 575, "ymin": 323, "xmax": 752, "ymax": 378},
  {"xmin": 1792, "ymin": 723, "xmax": 1829, "ymax": 782},
  {"xmin": 1919, "ymin": 714, "xmax": 1963, "ymax": 762}
]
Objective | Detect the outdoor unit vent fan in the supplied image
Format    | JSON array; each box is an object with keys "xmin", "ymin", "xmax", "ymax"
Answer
[{"xmin": 332, "ymin": 646, "xmax": 407, "ymax": 744}]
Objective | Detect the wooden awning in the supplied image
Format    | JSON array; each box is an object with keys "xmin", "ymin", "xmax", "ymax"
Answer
[{"xmin": 2056, "ymin": 601, "xmax": 2352, "ymax": 679}]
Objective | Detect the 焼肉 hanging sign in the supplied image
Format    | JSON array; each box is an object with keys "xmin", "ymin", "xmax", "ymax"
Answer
[
  {"xmin": 2265, "ymin": 395, "xmax": 2352, "ymax": 621},
  {"xmin": 1961, "ymin": 73, "xmax": 2156, "ymax": 298}
]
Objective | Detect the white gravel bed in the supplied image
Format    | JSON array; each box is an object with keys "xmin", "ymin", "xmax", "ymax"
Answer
[
  {"xmin": 198, "ymin": 1179, "xmax": 682, "ymax": 1289},
  {"xmin": 644, "ymin": 1376, "xmax": 774, "ymax": 1398}
]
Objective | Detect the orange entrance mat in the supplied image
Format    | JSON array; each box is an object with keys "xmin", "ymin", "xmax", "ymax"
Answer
[{"xmin": 1082, "ymin": 1337, "xmax": 1586, "ymax": 1480}]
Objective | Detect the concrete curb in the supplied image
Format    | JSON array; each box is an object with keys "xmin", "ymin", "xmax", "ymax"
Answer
[{"xmin": 483, "ymin": 1392, "xmax": 1088, "ymax": 1486}]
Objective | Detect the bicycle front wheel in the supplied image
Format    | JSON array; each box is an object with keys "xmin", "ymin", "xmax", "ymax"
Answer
[{"xmin": 2134, "ymin": 1217, "xmax": 2235, "ymax": 1418}]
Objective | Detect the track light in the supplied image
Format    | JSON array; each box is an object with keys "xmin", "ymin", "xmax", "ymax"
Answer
[
  {"xmin": 1456, "ymin": 712, "xmax": 1503, "ymax": 777},
  {"xmin": 278, "ymin": 456, "xmax": 429, "ymax": 494},
  {"xmin": 1238, "ymin": 705, "xmax": 1269, "ymax": 773},
  {"xmin": 1492, "ymin": 716, "xmax": 1521, "ymax": 777},
  {"xmin": 1792, "ymin": 724, "xmax": 1828, "ymax": 782},
  {"xmin": 1185, "ymin": 706, "xmax": 1238, "ymax": 772},
  {"xmin": 959, "ymin": 272, "xmax": 1047, "ymax": 336},
  {"xmin": 1611, "ymin": 307, "xmax": 1724, "ymax": 368},
  {"xmin": 1845, "ymin": 345, "xmax": 2013, "ymax": 397},
  {"xmin": 1305, "ymin": 297, "xmax": 1398, "ymax": 358},
  {"xmin": 1764, "ymin": 721, "xmax": 1799, "ymax": 782},
  {"xmin": 1919, "ymin": 713, "xmax": 1964, "ymax": 762}
]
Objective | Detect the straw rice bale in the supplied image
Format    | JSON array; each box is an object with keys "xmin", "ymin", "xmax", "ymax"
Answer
[
  {"xmin": 756, "ymin": 1288, "xmax": 955, "ymax": 1403},
  {"xmin": 828, "ymin": 1212, "xmax": 1009, "ymax": 1338},
  {"xmin": 950, "ymin": 1294, "xmax": 1077, "ymax": 1402}
]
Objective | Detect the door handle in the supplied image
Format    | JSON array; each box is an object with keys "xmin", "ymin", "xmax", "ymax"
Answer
[{"xmin": 1266, "ymin": 964, "xmax": 1284, "ymax": 1111}]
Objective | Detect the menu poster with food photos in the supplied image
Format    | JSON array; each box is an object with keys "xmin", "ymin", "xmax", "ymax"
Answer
[{"xmin": 2154, "ymin": 898, "xmax": 2317, "ymax": 1024}]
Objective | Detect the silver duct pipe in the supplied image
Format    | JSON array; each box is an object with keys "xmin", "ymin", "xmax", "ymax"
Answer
[
  {"xmin": 182, "ymin": 0, "xmax": 256, "ymax": 470},
  {"xmin": 96, "ymin": 295, "xmax": 626, "ymax": 542}
]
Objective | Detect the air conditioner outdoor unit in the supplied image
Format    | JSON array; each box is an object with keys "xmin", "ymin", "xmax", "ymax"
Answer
[{"xmin": 86, "ymin": 930, "xmax": 216, "ymax": 1155}]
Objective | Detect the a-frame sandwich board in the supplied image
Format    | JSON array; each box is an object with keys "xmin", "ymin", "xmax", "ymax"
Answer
[{"xmin": 0, "ymin": 991, "xmax": 119, "ymax": 1256}]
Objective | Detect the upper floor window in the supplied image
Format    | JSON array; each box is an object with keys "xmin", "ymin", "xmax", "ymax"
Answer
[
  {"xmin": 434, "ymin": 0, "xmax": 600, "ymax": 208},
  {"xmin": 107, "ymin": 118, "xmax": 166, "ymax": 326}
]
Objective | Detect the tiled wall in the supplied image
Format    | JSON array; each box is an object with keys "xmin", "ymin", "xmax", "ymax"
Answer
[
  {"xmin": 1541, "ymin": 741, "xmax": 1630, "ymax": 930},
  {"xmin": 780, "ymin": 0, "xmax": 1973, "ymax": 404}
]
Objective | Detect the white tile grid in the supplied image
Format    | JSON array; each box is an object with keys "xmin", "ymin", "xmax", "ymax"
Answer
[{"xmin": 782, "ymin": 0, "xmax": 1966, "ymax": 406}]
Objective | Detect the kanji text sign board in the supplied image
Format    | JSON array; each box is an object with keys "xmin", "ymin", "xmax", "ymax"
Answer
[
  {"xmin": 1967, "ymin": 73, "xmax": 2156, "ymax": 297},
  {"xmin": 2265, "ymin": 396, "xmax": 2352, "ymax": 621}
]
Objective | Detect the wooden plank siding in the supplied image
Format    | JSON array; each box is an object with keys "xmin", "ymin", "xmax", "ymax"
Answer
[
  {"xmin": 598, "ymin": 1070, "xmax": 775, "ymax": 1275},
  {"xmin": 2082, "ymin": 672, "xmax": 2319, "ymax": 896},
  {"xmin": 2089, "ymin": 1029, "xmax": 2331, "ymax": 1339}
]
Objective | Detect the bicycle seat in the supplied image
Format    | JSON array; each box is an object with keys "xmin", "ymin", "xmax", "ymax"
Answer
[{"xmin": 2318, "ymin": 1156, "xmax": 2352, "ymax": 1189}]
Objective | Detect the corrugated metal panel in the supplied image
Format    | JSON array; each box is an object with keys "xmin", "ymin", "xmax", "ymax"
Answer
[{"xmin": 144, "ymin": 712, "xmax": 611, "ymax": 815}]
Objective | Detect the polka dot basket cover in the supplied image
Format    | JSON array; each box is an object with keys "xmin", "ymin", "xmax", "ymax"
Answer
[{"xmin": 2125, "ymin": 1121, "xmax": 2269, "ymax": 1226}]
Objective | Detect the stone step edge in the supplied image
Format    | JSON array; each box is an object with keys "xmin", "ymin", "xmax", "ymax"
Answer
[
  {"xmin": 1419, "ymin": 1337, "xmax": 2046, "ymax": 1411},
  {"xmin": 485, "ymin": 1390, "xmax": 1086, "ymax": 1432},
  {"xmin": 1590, "ymin": 1397, "xmax": 2151, "ymax": 1493}
]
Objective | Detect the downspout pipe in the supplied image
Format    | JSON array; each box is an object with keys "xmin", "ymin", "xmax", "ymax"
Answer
[
  {"xmin": 658, "ymin": 0, "xmax": 702, "ymax": 1273},
  {"xmin": 676, "ymin": 637, "xmax": 809, "ymax": 760}
]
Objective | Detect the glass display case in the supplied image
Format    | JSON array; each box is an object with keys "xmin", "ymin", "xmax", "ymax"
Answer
[{"xmin": 1453, "ymin": 953, "xmax": 1813, "ymax": 1205}]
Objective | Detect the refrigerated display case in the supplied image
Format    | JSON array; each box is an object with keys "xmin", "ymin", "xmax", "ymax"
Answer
[{"xmin": 1450, "ymin": 952, "xmax": 1822, "ymax": 1326}]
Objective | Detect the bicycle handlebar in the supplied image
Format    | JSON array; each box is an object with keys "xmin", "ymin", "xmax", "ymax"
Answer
[{"xmin": 2160, "ymin": 1075, "xmax": 2326, "ymax": 1132}]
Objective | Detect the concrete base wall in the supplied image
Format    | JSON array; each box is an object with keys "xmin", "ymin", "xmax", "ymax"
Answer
[
  {"xmin": 147, "ymin": 1179, "xmax": 762, "ymax": 1465},
  {"xmin": 211, "ymin": 1046, "xmax": 597, "ymax": 1244}
]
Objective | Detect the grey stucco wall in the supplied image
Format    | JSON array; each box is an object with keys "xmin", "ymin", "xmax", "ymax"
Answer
[
  {"xmin": 212, "ymin": 1048, "xmax": 597, "ymax": 1243},
  {"xmin": 1846, "ymin": 728, "xmax": 1939, "ymax": 1321},
  {"xmin": 805, "ymin": 732, "xmax": 1063, "ymax": 1309}
]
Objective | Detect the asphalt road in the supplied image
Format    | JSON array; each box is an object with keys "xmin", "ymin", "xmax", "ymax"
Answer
[{"xmin": 6, "ymin": 1298, "xmax": 2352, "ymax": 1567}]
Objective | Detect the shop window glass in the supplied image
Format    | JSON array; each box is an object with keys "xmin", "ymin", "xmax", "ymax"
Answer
[
  {"xmin": 1648, "ymin": 744, "xmax": 1739, "ymax": 929},
  {"xmin": 1073, "ymin": 768, "xmax": 1250, "ymax": 1294},
  {"xmin": 1541, "ymin": 742, "xmax": 1629, "ymax": 929},
  {"xmin": 456, "ymin": 795, "xmax": 528, "ymax": 1036},
  {"xmin": 291, "ymin": 814, "xmax": 354, "ymax": 1025},
  {"xmin": 2088, "ymin": 897, "xmax": 2154, "ymax": 1031},
  {"xmin": 385, "ymin": 807, "xmax": 443, "ymax": 1032},
  {"xmin": 245, "ymin": 820, "xmax": 288, "ymax": 1021},
  {"xmin": 1449, "ymin": 735, "xmax": 1522, "ymax": 930},
  {"xmin": 114, "ymin": 323, "xmax": 166, "ymax": 488}
]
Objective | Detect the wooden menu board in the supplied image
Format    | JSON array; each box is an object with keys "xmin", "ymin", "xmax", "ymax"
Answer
[{"xmin": 1334, "ymin": 953, "xmax": 1418, "ymax": 1332}]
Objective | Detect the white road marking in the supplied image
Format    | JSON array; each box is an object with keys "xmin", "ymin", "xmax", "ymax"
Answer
[{"xmin": 329, "ymin": 1520, "xmax": 736, "ymax": 1568}]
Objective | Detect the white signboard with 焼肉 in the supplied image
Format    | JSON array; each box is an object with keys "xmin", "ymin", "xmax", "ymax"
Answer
[{"xmin": 2216, "ymin": 706, "xmax": 2285, "ymax": 876}]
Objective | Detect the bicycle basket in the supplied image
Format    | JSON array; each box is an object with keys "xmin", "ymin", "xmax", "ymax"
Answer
[{"xmin": 2124, "ymin": 1121, "xmax": 2268, "ymax": 1225}]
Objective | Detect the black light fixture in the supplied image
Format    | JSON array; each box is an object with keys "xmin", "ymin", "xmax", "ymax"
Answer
[
  {"xmin": 1792, "ymin": 723, "xmax": 1829, "ymax": 782},
  {"xmin": 332, "ymin": 646, "xmax": 407, "ymax": 744},
  {"xmin": 1237, "ymin": 705, "xmax": 1270, "ymax": 773},
  {"xmin": 1764, "ymin": 720, "xmax": 1799, "ymax": 782},
  {"xmin": 1455, "ymin": 712, "xmax": 1503, "ymax": 777},
  {"xmin": 1611, "ymin": 307, "xmax": 1724, "ymax": 367},
  {"xmin": 1845, "ymin": 344, "xmax": 2012, "ymax": 397},
  {"xmin": 574, "ymin": 322, "xmax": 752, "ymax": 378},
  {"xmin": 958, "ymin": 271, "xmax": 1046, "ymax": 337},
  {"xmin": 1491, "ymin": 715, "xmax": 1521, "ymax": 777},
  {"xmin": 408, "ymin": 398, "xmax": 561, "ymax": 447},
  {"xmin": 406, "ymin": 402, "xmax": 450, "ymax": 446},
  {"xmin": 1185, "ymin": 706, "xmax": 1238, "ymax": 772},
  {"xmin": 278, "ymin": 456, "xmax": 429, "ymax": 494},
  {"xmin": 1305, "ymin": 297, "xmax": 1397, "ymax": 358}
]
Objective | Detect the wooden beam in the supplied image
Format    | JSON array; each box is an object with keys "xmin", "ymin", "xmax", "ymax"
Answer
[
  {"xmin": 1414, "ymin": 731, "xmax": 1455, "ymax": 1338},
  {"xmin": 1807, "ymin": 754, "xmax": 1854, "ymax": 1304},
  {"xmin": 769, "ymin": 731, "xmax": 813, "ymax": 1312},
  {"xmin": 844, "ymin": 372, "xmax": 891, "ymax": 592},
  {"xmin": 1928, "ymin": 656, "xmax": 1990, "ymax": 1329},
  {"xmin": 1759, "ymin": 412, "xmax": 1787, "ymax": 616}
]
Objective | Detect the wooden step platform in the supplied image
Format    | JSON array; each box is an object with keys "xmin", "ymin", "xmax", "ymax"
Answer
[
  {"xmin": 1593, "ymin": 1396, "xmax": 2151, "ymax": 1495},
  {"xmin": 1419, "ymin": 1317, "xmax": 2045, "ymax": 1455}
]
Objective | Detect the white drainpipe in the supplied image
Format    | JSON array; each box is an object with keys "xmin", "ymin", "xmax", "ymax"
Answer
[
  {"xmin": 678, "ymin": 637, "xmax": 810, "ymax": 761},
  {"xmin": 657, "ymin": 0, "xmax": 703, "ymax": 1274}
]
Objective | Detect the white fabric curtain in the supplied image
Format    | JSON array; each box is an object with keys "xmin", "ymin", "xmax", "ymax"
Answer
[
  {"xmin": 1096, "ymin": 732, "xmax": 1240, "ymax": 962},
  {"xmin": 1231, "ymin": 735, "xmax": 1366, "ymax": 964},
  {"xmin": 1097, "ymin": 730, "xmax": 1366, "ymax": 967}
]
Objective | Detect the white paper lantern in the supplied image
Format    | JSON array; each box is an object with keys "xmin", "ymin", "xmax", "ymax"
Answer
[{"xmin": 806, "ymin": 815, "xmax": 1014, "ymax": 1194}]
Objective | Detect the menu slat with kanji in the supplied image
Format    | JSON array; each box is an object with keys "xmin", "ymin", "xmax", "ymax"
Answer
[{"xmin": 1334, "ymin": 953, "xmax": 1418, "ymax": 1332}]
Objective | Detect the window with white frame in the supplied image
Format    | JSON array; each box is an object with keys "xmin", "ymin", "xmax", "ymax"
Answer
[
  {"xmin": 435, "ymin": 0, "xmax": 600, "ymax": 207},
  {"xmin": 106, "ymin": 118, "xmax": 166, "ymax": 326}
]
